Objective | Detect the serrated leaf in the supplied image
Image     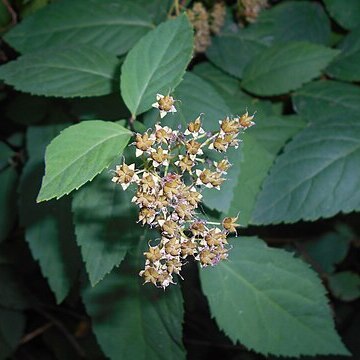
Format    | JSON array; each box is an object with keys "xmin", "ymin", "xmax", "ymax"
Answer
[
  {"xmin": 242, "ymin": 42, "xmax": 339, "ymax": 96},
  {"xmin": 121, "ymin": 14, "xmax": 193, "ymax": 117},
  {"xmin": 246, "ymin": 1, "xmax": 331, "ymax": 46},
  {"xmin": 323, "ymin": 0, "xmax": 360, "ymax": 30},
  {"xmin": 202, "ymin": 116, "xmax": 305, "ymax": 224},
  {"xmin": 4, "ymin": 0, "xmax": 154, "ymax": 55},
  {"xmin": 82, "ymin": 257, "xmax": 185, "ymax": 360},
  {"xmin": 193, "ymin": 62, "xmax": 240, "ymax": 96},
  {"xmin": 144, "ymin": 72, "xmax": 231, "ymax": 131},
  {"xmin": 248, "ymin": 115, "xmax": 305, "ymax": 155},
  {"xmin": 252, "ymin": 118, "xmax": 360, "ymax": 224},
  {"xmin": 206, "ymin": 32, "xmax": 267, "ymax": 79},
  {"xmin": 227, "ymin": 135, "xmax": 274, "ymax": 223},
  {"xmin": 72, "ymin": 172, "xmax": 141, "ymax": 286},
  {"xmin": 135, "ymin": 0, "xmax": 172, "ymax": 25},
  {"xmin": 201, "ymin": 145, "xmax": 244, "ymax": 214},
  {"xmin": 328, "ymin": 272, "xmax": 360, "ymax": 302},
  {"xmin": 37, "ymin": 120, "xmax": 132, "ymax": 202},
  {"xmin": 19, "ymin": 125, "xmax": 81, "ymax": 303},
  {"xmin": 326, "ymin": 26, "xmax": 360, "ymax": 82},
  {"xmin": 200, "ymin": 237, "xmax": 349, "ymax": 357},
  {"xmin": 292, "ymin": 80, "xmax": 360, "ymax": 122},
  {"xmin": 0, "ymin": 45, "xmax": 120, "ymax": 98},
  {"xmin": 192, "ymin": 64, "xmax": 282, "ymax": 120},
  {"xmin": 228, "ymin": 117, "xmax": 305, "ymax": 224}
]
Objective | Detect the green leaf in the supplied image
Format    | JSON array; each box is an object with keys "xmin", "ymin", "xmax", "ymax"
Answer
[
  {"xmin": 0, "ymin": 45, "xmax": 120, "ymax": 98},
  {"xmin": 19, "ymin": 125, "xmax": 81, "ymax": 303},
  {"xmin": 246, "ymin": 1, "xmax": 331, "ymax": 46},
  {"xmin": 37, "ymin": 120, "xmax": 132, "ymax": 202},
  {"xmin": 328, "ymin": 272, "xmax": 360, "ymax": 302},
  {"xmin": 248, "ymin": 115, "xmax": 305, "ymax": 155},
  {"xmin": 4, "ymin": 0, "xmax": 154, "ymax": 55},
  {"xmin": 226, "ymin": 91, "xmax": 281, "ymax": 120},
  {"xmin": 82, "ymin": 258, "xmax": 185, "ymax": 360},
  {"xmin": 326, "ymin": 26, "xmax": 360, "ymax": 82},
  {"xmin": 206, "ymin": 32, "xmax": 267, "ymax": 79},
  {"xmin": 135, "ymin": 0, "xmax": 172, "ymax": 25},
  {"xmin": 323, "ymin": 0, "xmax": 360, "ymax": 30},
  {"xmin": 201, "ymin": 145, "xmax": 245, "ymax": 215},
  {"xmin": 121, "ymin": 14, "xmax": 193, "ymax": 116},
  {"xmin": 193, "ymin": 64, "xmax": 283, "ymax": 119},
  {"xmin": 303, "ymin": 226, "xmax": 352, "ymax": 274},
  {"xmin": 202, "ymin": 116, "xmax": 305, "ymax": 224},
  {"xmin": 72, "ymin": 172, "xmax": 142, "ymax": 286},
  {"xmin": 242, "ymin": 42, "xmax": 339, "ymax": 96},
  {"xmin": 252, "ymin": 117, "xmax": 360, "ymax": 224},
  {"xmin": 292, "ymin": 80, "xmax": 360, "ymax": 122},
  {"xmin": 0, "ymin": 143, "xmax": 18, "ymax": 242},
  {"xmin": 227, "ymin": 135, "xmax": 275, "ymax": 223},
  {"xmin": 144, "ymin": 72, "xmax": 231, "ymax": 131},
  {"xmin": 200, "ymin": 237, "xmax": 349, "ymax": 357},
  {"xmin": 174, "ymin": 72, "xmax": 231, "ymax": 130},
  {"xmin": 192, "ymin": 62, "xmax": 240, "ymax": 96}
]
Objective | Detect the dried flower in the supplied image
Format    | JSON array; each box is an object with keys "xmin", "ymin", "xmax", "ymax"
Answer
[
  {"xmin": 152, "ymin": 94, "xmax": 177, "ymax": 118},
  {"xmin": 240, "ymin": 0, "xmax": 268, "ymax": 23},
  {"xmin": 112, "ymin": 94, "xmax": 255, "ymax": 289},
  {"xmin": 187, "ymin": 2, "xmax": 211, "ymax": 53},
  {"xmin": 111, "ymin": 163, "xmax": 139, "ymax": 190},
  {"xmin": 222, "ymin": 216, "xmax": 240, "ymax": 233},
  {"xmin": 210, "ymin": 2, "xmax": 226, "ymax": 34}
]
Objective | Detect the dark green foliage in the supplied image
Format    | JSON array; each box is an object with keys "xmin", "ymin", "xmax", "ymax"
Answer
[{"xmin": 0, "ymin": 1, "xmax": 359, "ymax": 359}]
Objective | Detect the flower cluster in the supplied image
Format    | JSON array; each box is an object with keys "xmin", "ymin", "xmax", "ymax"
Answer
[
  {"xmin": 112, "ymin": 94, "xmax": 255, "ymax": 289},
  {"xmin": 239, "ymin": 0, "xmax": 268, "ymax": 23},
  {"xmin": 187, "ymin": 2, "xmax": 226, "ymax": 53}
]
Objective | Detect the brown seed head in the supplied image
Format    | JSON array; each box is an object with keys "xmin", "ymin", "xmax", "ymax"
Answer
[
  {"xmin": 144, "ymin": 246, "xmax": 162, "ymax": 263},
  {"xmin": 187, "ymin": 116, "xmax": 202, "ymax": 133},
  {"xmin": 186, "ymin": 139, "xmax": 202, "ymax": 155},
  {"xmin": 151, "ymin": 147, "xmax": 168, "ymax": 165},
  {"xmin": 199, "ymin": 249, "xmax": 216, "ymax": 266},
  {"xmin": 222, "ymin": 216, "xmax": 239, "ymax": 233},
  {"xmin": 136, "ymin": 133, "xmax": 154, "ymax": 151},
  {"xmin": 140, "ymin": 267, "xmax": 159, "ymax": 285},
  {"xmin": 158, "ymin": 95, "xmax": 175, "ymax": 111},
  {"xmin": 221, "ymin": 117, "xmax": 241, "ymax": 134},
  {"xmin": 164, "ymin": 238, "xmax": 181, "ymax": 256}
]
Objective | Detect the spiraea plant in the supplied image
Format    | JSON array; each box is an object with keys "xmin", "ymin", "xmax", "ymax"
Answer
[
  {"xmin": 112, "ymin": 94, "xmax": 255, "ymax": 289},
  {"xmin": 1, "ymin": 1, "xmax": 358, "ymax": 358}
]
